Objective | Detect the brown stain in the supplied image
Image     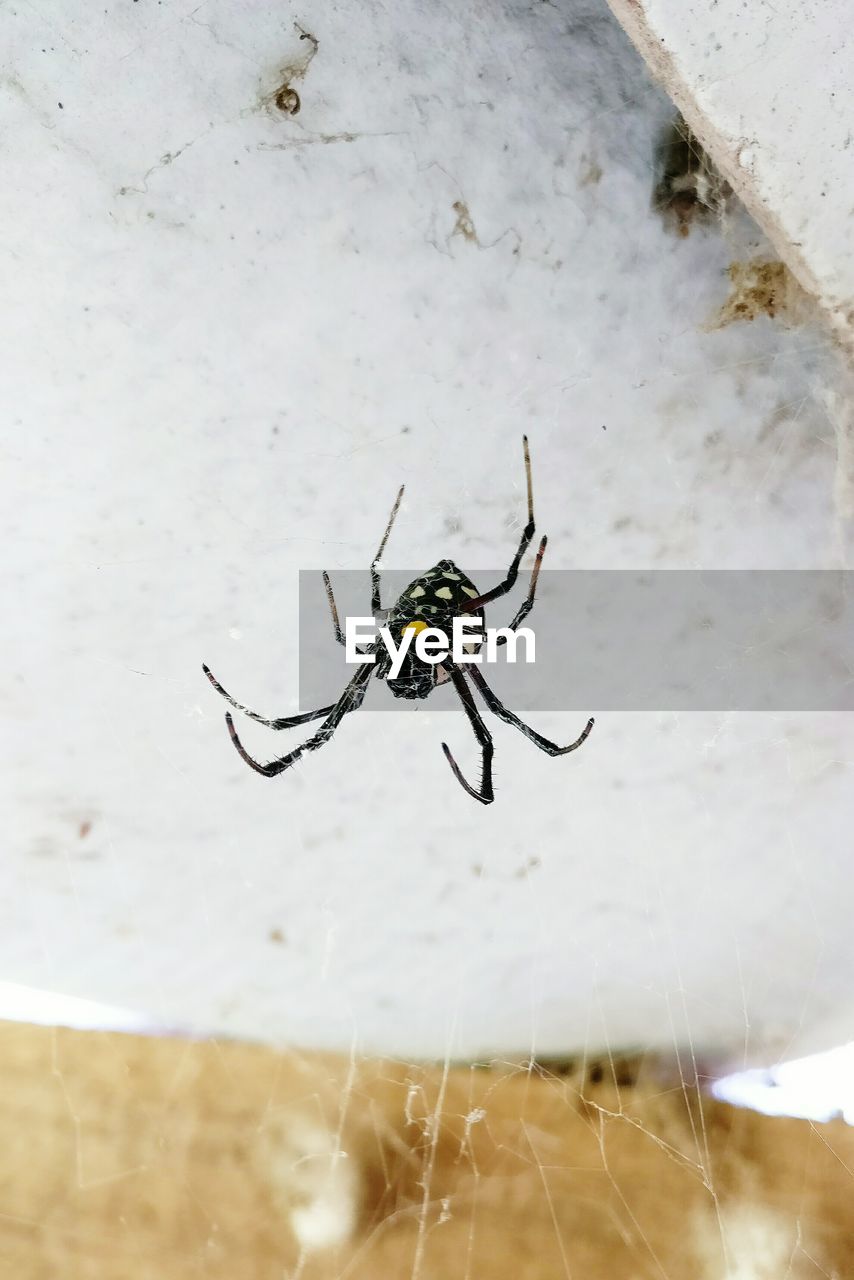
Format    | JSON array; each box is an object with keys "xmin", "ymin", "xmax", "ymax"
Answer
[
  {"xmin": 451, "ymin": 200, "xmax": 477, "ymax": 244},
  {"xmin": 713, "ymin": 258, "xmax": 809, "ymax": 328},
  {"xmin": 268, "ymin": 928, "xmax": 287, "ymax": 946},
  {"xmin": 266, "ymin": 24, "xmax": 318, "ymax": 117},
  {"xmin": 78, "ymin": 819, "xmax": 93, "ymax": 840},
  {"xmin": 274, "ymin": 86, "xmax": 300, "ymax": 115},
  {"xmin": 652, "ymin": 114, "xmax": 729, "ymax": 237},
  {"xmin": 670, "ymin": 195, "xmax": 700, "ymax": 238},
  {"xmin": 578, "ymin": 154, "xmax": 602, "ymax": 187}
]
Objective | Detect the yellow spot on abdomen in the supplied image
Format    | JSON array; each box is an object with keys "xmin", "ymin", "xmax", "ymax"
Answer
[{"xmin": 402, "ymin": 619, "xmax": 429, "ymax": 637}]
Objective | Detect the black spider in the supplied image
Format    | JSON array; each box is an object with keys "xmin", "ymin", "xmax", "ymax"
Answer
[{"xmin": 202, "ymin": 437, "xmax": 593, "ymax": 804}]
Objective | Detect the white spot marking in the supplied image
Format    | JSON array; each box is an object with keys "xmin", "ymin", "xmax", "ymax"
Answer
[
  {"xmin": 409, "ymin": 586, "xmax": 426, "ymax": 599},
  {"xmin": 462, "ymin": 586, "xmax": 478, "ymax": 598},
  {"xmin": 435, "ymin": 586, "xmax": 453, "ymax": 600}
]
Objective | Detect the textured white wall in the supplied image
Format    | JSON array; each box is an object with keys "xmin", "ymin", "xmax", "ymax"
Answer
[{"xmin": 2, "ymin": 0, "xmax": 851, "ymax": 1063}]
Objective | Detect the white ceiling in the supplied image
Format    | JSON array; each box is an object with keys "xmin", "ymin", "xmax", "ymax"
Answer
[{"xmin": 2, "ymin": 0, "xmax": 851, "ymax": 1064}]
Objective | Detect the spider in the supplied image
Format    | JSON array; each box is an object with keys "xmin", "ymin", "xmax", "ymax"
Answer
[{"xmin": 202, "ymin": 437, "xmax": 593, "ymax": 804}]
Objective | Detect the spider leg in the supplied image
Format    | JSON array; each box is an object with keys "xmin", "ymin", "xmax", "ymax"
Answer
[
  {"xmin": 460, "ymin": 435, "xmax": 535, "ymax": 613},
  {"xmin": 467, "ymin": 666, "xmax": 594, "ymax": 755},
  {"xmin": 371, "ymin": 485, "xmax": 405, "ymax": 615},
  {"xmin": 225, "ymin": 657, "xmax": 376, "ymax": 777},
  {"xmin": 322, "ymin": 570, "xmax": 346, "ymax": 645},
  {"xmin": 202, "ymin": 664, "xmax": 335, "ymax": 729},
  {"xmin": 441, "ymin": 664, "xmax": 494, "ymax": 805},
  {"xmin": 493, "ymin": 533, "xmax": 547, "ymax": 645},
  {"xmin": 321, "ymin": 570, "xmax": 371, "ymax": 652}
]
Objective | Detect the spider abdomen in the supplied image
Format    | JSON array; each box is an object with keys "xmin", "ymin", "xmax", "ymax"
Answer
[
  {"xmin": 386, "ymin": 560, "xmax": 481, "ymax": 624},
  {"xmin": 384, "ymin": 560, "xmax": 485, "ymax": 700},
  {"xmin": 386, "ymin": 559, "xmax": 483, "ymax": 629}
]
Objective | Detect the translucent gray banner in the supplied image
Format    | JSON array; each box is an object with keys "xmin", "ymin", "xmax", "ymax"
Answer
[{"xmin": 298, "ymin": 571, "xmax": 854, "ymax": 712}]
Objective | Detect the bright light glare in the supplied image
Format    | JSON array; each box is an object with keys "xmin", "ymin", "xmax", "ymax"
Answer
[
  {"xmin": 713, "ymin": 1043, "xmax": 854, "ymax": 1124},
  {"xmin": 0, "ymin": 981, "xmax": 158, "ymax": 1034}
]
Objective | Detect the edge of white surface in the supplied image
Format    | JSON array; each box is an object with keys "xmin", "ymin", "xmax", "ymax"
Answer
[{"xmin": 606, "ymin": 0, "xmax": 854, "ymax": 354}]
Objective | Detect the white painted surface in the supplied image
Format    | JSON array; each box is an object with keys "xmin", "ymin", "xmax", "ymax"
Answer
[
  {"xmin": 607, "ymin": 0, "xmax": 854, "ymax": 348},
  {"xmin": 2, "ymin": 0, "xmax": 852, "ymax": 1062}
]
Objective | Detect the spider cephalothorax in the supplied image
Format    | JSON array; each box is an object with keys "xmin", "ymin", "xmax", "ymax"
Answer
[{"xmin": 203, "ymin": 437, "xmax": 593, "ymax": 804}]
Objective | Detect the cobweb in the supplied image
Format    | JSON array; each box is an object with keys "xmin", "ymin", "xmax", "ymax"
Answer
[{"xmin": 5, "ymin": 976, "xmax": 854, "ymax": 1278}]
